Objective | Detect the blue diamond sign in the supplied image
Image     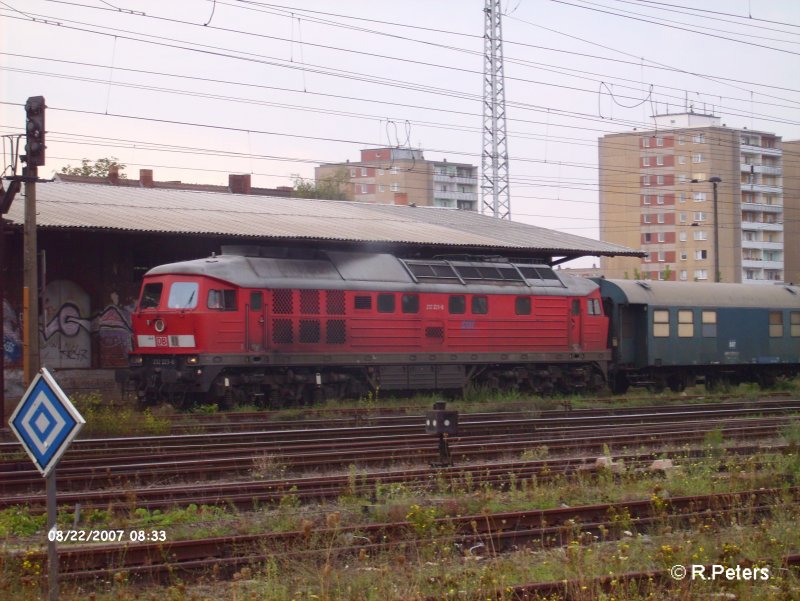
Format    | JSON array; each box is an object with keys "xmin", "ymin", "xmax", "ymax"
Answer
[{"xmin": 9, "ymin": 368, "xmax": 85, "ymax": 477}]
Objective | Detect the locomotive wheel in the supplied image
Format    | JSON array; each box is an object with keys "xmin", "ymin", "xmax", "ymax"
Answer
[{"xmin": 610, "ymin": 374, "xmax": 630, "ymax": 395}]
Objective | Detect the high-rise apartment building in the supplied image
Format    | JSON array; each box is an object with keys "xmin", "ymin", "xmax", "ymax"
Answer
[
  {"xmin": 315, "ymin": 148, "xmax": 479, "ymax": 210},
  {"xmin": 783, "ymin": 140, "xmax": 800, "ymax": 285},
  {"xmin": 599, "ymin": 113, "xmax": 786, "ymax": 284}
]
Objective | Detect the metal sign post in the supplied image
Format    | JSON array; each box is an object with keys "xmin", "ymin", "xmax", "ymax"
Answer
[{"xmin": 8, "ymin": 368, "xmax": 85, "ymax": 601}]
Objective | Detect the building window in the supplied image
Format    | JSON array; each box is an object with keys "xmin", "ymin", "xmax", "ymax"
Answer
[
  {"xmin": 656, "ymin": 155, "xmax": 664, "ymax": 166},
  {"xmin": 350, "ymin": 168, "xmax": 356, "ymax": 177},
  {"xmin": 693, "ymin": 133, "xmax": 705, "ymax": 143},
  {"xmin": 642, "ymin": 175, "xmax": 651, "ymax": 187},
  {"xmin": 693, "ymin": 231, "xmax": 708, "ymax": 241},
  {"xmin": 694, "ymin": 212, "xmax": 706, "ymax": 222},
  {"xmin": 643, "ymin": 232, "xmax": 652, "ymax": 243},
  {"xmin": 678, "ymin": 212, "xmax": 687, "ymax": 224},
  {"xmin": 694, "ymin": 269, "xmax": 708, "ymax": 280},
  {"xmin": 642, "ymin": 156, "xmax": 651, "ymax": 167},
  {"xmin": 359, "ymin": 184, "xmax": 367, "ymax": 194},
  {"xmin": 695, "ymin": 249, "xmax": 708, "ymax": 260},
  {"xmin": 379, "ymin": 184, "xmax": 385, "ymax": 193},
  {"xmin": 657, "ymin": 232, "xmax": 665, "ymax": 243},
  {"xmin": 693, "ymin": 192, "xmax": 706, "ymax": 202},
  {"xmin": 643, "ymin": 195, "xmax": 652, "ymax": 205},
  {"xmin": 390, "ymin": 167, "xmax": 398, "ymax": 174},
  {"xmin": 361, "ymin": 167, "xmax": 368, "ymax": 176},
  {"xmin": 677, "ymin": 174, "xmax": 687, "ymax": 183},
  {"xmin": 656, "ymin": 137, "xmax": 664, "ymax": 147},
  {"xmin": 643, "ymin": 214, "xmax": 651, "ymax": 224},
  {"xmin": 692, "ymin": 154, "xmax": 703, "ymax": 163},
  {"xmin": 678, "ymin": 135, "xmax": 685, "ymax": 145},
  {"xmin": 642, "ymin": 137, "xmax": 651, "ymax": 148},
  {"xmin": 643, "ymin": 253, "xmax": 652, "ymax": 263},
  {"xmin": 656, "ymin": 175, "xmax": 664, "ymax": 185},
  {"xmin": 656, "ymin": 194, "xmax": 664, "ymax": 205},
  {"xmin": 678, "ymin": 310, "xmax": 694, "ymax": 337},
  {"xmin": 678, "ymin": 155, "xmax": 686, "ymax": 164},
  {"xmin": 678, "ymin": 192, "xmax": 686, "ymax": 203},
  {"xmin": 679, "ymin": 231, "xmax": 687, "ymax": 242},
  {"xmin": 377, "ymin": 169, "xmax": 385, "ymax": 175},
  {"xmin": 679, "ymin": 269, "xmax": 688, "ymax": 280},
  {"xmin": 390, "ymin": 183, "xmax": 399, "ymax": 192},
  {"xmin": 658, "ymin": 251, "xmax": 666, "ymax": 262},
  {"xmin": 653, "ymin": 309, "xmax": 669, "ymax": 337},
  {"xmin": 680, "ymin": 251, "xmax": 688, "ymax": 260},
  {"xmin": 657, "ymin": 213, "xmax": 665, "ymax": 224}
]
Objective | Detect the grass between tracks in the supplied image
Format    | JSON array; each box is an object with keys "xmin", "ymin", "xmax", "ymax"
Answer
[{"xmin": 2, "ymin": 425, "xmax": 800, "ymax": 601}]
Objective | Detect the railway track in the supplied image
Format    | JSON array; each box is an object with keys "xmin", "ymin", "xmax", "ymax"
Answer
[
  {"xmin": 15, "ymin": 486, "xmax": 798, "ymax": 584},
  {"xmin": 1, "ymin": 411, "xmax": 796, "ymax": 502}
]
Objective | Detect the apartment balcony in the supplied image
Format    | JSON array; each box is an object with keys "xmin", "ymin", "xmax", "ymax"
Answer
[
  {"xmin": 742, "ymin": 221, "xmax": 783, "ymax": 232},
  {"xmin": 742, "ymin": 183, "xmax": 782, "ymax": 194},
  {"xmin": 434, "ymin": 191, "xmax": 479, "ymax": 201},
  {"xmin": 742, "ymin": 203, "xmax": 784, "ymax": 214},
  {"xmin": 740, "ymin": 144, "xmax": 782, "ymax": 157},
  {"xmin": 742, "ymin": 240, "xmax": 783, "ymax": 252},
  {"xmin": 742, "ymin": 258, "xmax": 784, "ymax": 270},
  {"xmin": 433, "ymin": 174, "xmax": 478, "ymax": 186},
  {"xmin": 740, "ymin": 164, "xmax": 782, "ymax": 176}
]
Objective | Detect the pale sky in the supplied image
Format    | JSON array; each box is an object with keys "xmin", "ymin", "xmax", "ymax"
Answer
[{"xmin": 2, "ymin": 1, "xmax": 799, "ymax": 265}]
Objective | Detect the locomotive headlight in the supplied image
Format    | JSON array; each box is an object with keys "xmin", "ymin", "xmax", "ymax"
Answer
[
  {"xmin": 186, "ymin": 355, "xmax": 199, "ymax": 365},
  {"xmin": 154, "ymin": 319, "xmax": 166, "ymax": 332},
  {"xmin": 130, "ymin": 355, "xmax": 143, "ymax": 366}
]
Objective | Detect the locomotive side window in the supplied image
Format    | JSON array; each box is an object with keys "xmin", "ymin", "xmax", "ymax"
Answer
[
  {"xmin": 472, "ymin": 296, "xmax": 488, "ymax": 314},
  {"xmin": 792, "ymin": 312, "xmax": 800, "ymax": 337},
  {"xmin": 701, "ymin": 310, "xmax": 717, "ymax": 337},
  {"xmin": 207, "ymin": 289, "xmax": 237, "ymax": 311},
  {"xmin": 402, "ymin": 294, "xmax": 419, "ymax": 314},
  {"xmin": 168, "ymin": 282, "xmax": 199, "ymax": 309},
  {"xmin": 571, "ymin": 300, "xmax": 580, "ymax": 315},
  {"xmin": 587, "ymin": 299, "xmax": 602, "ymax": 315},
  {"xmin": 769, "ymin": 311, "xmax": 783, "ymax": 337},
  {"xmin": 449, "ymin": 295, "xmax": 466, "ymax": 314},
  {"xmin": 140, "ymin": 283, "xmax": 163, "ymax": 309},
  {"xmin": 377, "ymin": 294, "xmax": 395, "ymax": 313},
  {"xmin": 354, "ymin": 295, "xmax": 372, "ymax": 310},
  {"xmin": 250, "ymin": 292, "xmax": 263, "ymax": 311},
  {"xmin": 653, "ymin": 309, "xmax": 670, "ymax": 337},
  {"xmin": 515, "ymin": 297, "xmax": 531, "ymax": 315},
  {"xmin": 678, "ymin": 310, "xmax": 694, "ymax": 337}
]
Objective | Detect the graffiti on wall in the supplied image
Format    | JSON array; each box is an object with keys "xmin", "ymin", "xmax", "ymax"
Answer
[
  {"xmin": 3, "ymin": 297, "xmax": 25, "ymax": 398},
  {"xmin": 41, "ymin": 282, "xmax": 135, "ymax": 369}
]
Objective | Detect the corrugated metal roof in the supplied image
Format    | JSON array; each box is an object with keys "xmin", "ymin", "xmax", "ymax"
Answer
[{"xmin": 4, "ymin": 181, "xmax": 639, "ymax": 257}]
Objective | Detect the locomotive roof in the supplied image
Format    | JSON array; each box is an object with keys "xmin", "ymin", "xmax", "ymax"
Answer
[
  {"xmin": 146, "ymin": 250, "xmax": 600, "ymax": 297},
  {"xmin": 8, "ymin": 181, "xmax": 640, "ymax": 260},
  {"xmin": 597, "ymin": 279, "xmax": 800, "ymax": 309}
]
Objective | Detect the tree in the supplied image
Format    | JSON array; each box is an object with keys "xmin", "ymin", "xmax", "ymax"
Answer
[
  {"xmin": 292, "ymin": 168, "xmax": 350, "ymax": 201},
  {"xmin": 61, "ymin": 157, "xmax": 127, "ymax": 178}
]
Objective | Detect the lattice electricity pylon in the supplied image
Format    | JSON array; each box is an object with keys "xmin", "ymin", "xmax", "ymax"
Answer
[{"xmin": 481, "ymin": 0, "xmax": 511, "ymax": 220}]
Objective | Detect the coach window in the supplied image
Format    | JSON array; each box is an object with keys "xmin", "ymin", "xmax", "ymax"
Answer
[
  {"xmin": 402, "ymin": 294, "xmax": 419, "ymax": 314},
  {"xmin": 377, "ymin": 293, "xmax": 396, "ymax": 313},
  {"xmin": 701, "ymin": 310, "xmax": 717, "ymax": 337},
  {"xmin": 792, "ymin": 312, "xmax": 800, "ymax": 337},
  {"xmin": 449, "ymin": 295, "xmax": 466, "ymax": 314},
  {"xmin": 207, "ymin": 289, "xmax": 237, "ymax": 311},
  {"xmin": 250, "ymin": 291, "xmax": 263, "ymax": 311},
  {"xmin": 678, "ymin": 310, "xmax": 694, "ymax": 337},
  {"xmin": 168, "ymin": 282, "xmax": 199, "ymax": 309},
  {"xmin": 472, "ymin": 296, "xmax": 488, "ymax": 315},
  {"xmin": 769, "ymin": 311, "xmax": 784, "ymax": 337},
  {"xmin": 140, "ymin": 283, "xmax": 163, "ymax": 309},
  {"xmin": 653, "ymin": 309, "xmax": 670, "ymax": 337},
  {"xmin": 515, "ymin": 297, "xmax": 531, "ymax": 315}
]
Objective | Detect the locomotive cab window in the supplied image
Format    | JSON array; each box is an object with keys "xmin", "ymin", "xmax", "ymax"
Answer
[
  {"xmin": 515, "ymin": 297, "xmax": 531, "ymax": 315},
  {"xmin": 449, "ymin": 295, "xmax": 466, "ymax": 314},
  {"xmin": 168, "ymin": 282, "xmax": 199, "ymax": 309},
  {"xmin": 572, "ymin": 300, "xmax": 580, "ymax": 315},
  {"xmin": 402, "ymin": 294, "xmax": 419, "ymax": 314},
  {"xmin": 587, "ymin": 299, "xmax": 602, "ymax": 315},
  {"xmin": 377, "ymin": 293, "xmax": 395, "ymax": 313},
  {"xmin": 207, "ymin": 289, "xmax": 237, "ymax": 311},
  {"xmin": 250, "ymin": 292, "xmax": 263, "ymax": 311},
  {"xmin": 653, "ymin": 309, "xmax": 670, "ymax": 337},
  {"xmin": 140, "ymin": 283, "xmax": 163, "ymax": 309},
  {"xmin": 471, "ymin": 296, "xmax": 488, "ymax": 315}
]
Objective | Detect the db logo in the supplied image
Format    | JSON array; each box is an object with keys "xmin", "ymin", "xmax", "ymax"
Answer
[{"xmin": 155, "ymin": 336, "xmax": 169, "ymax": 347}]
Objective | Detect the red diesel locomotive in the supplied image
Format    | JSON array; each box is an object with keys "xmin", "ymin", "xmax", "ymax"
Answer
[{"xmin": 125, "ymin": 246, "xmax": 610, "ymax": 406}]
